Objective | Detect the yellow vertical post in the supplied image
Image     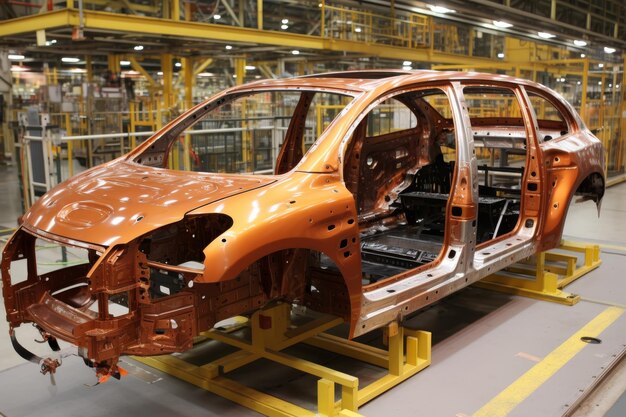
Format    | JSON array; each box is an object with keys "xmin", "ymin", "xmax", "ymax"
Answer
[
  {"xmin": 85, "ymin": 55, "xmax": 93, "ymax": 82},
  {"xmin": 387, "ymin": 321, "xmax": 403, "ymax": 376},
  {"xmin": 161, "ymin": 54, "xmax": 174, "ymax": 109},
  {"xmin": 234, "ymin": 57, "xmax": 249, "ymax": 170},
  {"xmin": 184, "ymin": 1, "xmax": 191, "ymax": 21},
  {"xmin": 320, "ymin": 0, "xmax": 325, "ymax": 37},
  {"xmin": 257, "ymin": 0, "xmax": 263, "ymax": 29},
  {"xmin": 317, "ymin": 379, "xmax": 335, "ymax": 417},
  {"xmin": 172, "ymin": 0, "xmax": 180, "ymax": 20},
  {"xmin": 107, "ymin": 54, "xmax": 120, "ymax": 74},
  {"xmin": 580, "ymin": 59, "xmax": 588, "ymax": 119},
  {"xmin": 182, "ymin": 57, "xmax": 193, "ymax": 171},
  {"xmin": 67, "ymin": 0, "xmax": 74, "ymax": 8},
  {"xmin": 161, "ymin": 54, "xmax": 175, "ymax": 168}
]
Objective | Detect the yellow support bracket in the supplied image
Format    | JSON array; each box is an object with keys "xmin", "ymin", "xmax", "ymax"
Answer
[
  {"xmin": 134, "ymin": 302, "xmax": 432, "ymax": 417},
  {"xmin": 475, "ymin": 240, "xmax": 601, "ymax": 305}
]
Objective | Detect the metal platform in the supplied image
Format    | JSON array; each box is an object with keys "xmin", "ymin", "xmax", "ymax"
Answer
[{"xmin": 1, "ymin": 246, "xmax": 625, "ymax": 417}]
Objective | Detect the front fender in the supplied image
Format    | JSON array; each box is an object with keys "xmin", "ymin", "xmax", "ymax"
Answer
[{"xmin": 189, "ymin": 171, "xmax": 362, "ymax": 293}]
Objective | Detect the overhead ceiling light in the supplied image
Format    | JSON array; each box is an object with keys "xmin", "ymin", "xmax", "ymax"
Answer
[
  {"xmin": 11, "ymin": 65, "xmax": 29, "ymax": 72},
  {"xmin": 497, "ymin": 52, "xmax": 505, "ymax": 59},
  {"xmin": 213, "ymin": 14, "xmax": 221, "ymax": 20},
  {"xmin": 355, "ymin": 27, "xmax": 362, "ymax": 33},
  {"xmin": 281, "ymin": 18, "xmax": 289, "ymax": 24},
  {"xmin": 197, "ymin": 72, "xmax": 214, "ymax": 77},
  {"xmin": 291, "ymin": 50, "xmax": 300, "ymax": 55},
  {"xmin": 8, "ymin": 54, "xmax": 25, "ymax": 60},
  {"xmin": 577, "ymin": 81, "xmax": 581, "ymax": 85},
  {"xmin": 580, "ymin": 53, "xmax": 586, "ymax": 58},
  {"xmin": 281, "ymin": 24, "xmax": 289, "ymax": 30},
  {"xmin": 598, "ymin": 81, "xmax": 602, "ymax": 85},
  {"xmin": 255, "ymin": 75, "xmax": 262, "ymax": 79},
  {"xmin": 69, "ymin": 68, "xmax": 87, "ymax": 73},
  {"xmin": 120, "ymin": 60, "xmax": 131, "ymax": 66},
  {"xmin": 598, "ymin": 63, "xmax": 604, "ymax": 68},
  {"xmin": 604, "ymin": 46, "xmax": 616, "ymax": 54},
  {"xmin": 174, "ymin": 62, "xmax": 182, "ymax": 67},
  {"xmin": 573, "ymin": 40, "xmax": 587, "ymax": 47},
  {"xmin": 427, "ymin": 5, "xmax": 455, "ymax": 13},
  {"xmin": 402, "ymin": 66, "xmax": 412, "ymax": 71},
  {"xmin": 245, "ymin": 65, "xmax": 256, "ymax": 70},
  {"xmin": 537, "ymin": 32, "xmax": 555, "ymax": 39},
  {"xmin": 61, "ymin": 57, "xmax": 80, "ymax": 63},
  {"xmin": 403, "ymin": 61, "xmax": 412, "ymax": 66},
  {"xmin": 157, "ymin": 71, "xmax": 163, "ymax": 75},
  {"xmin": 225, "ymin": 45, "xmax": 233, "ymax": 50},
  {"xmin": 134, "ymin": 45, "xmax": 144, "ymax": 51},
  {"xmin": 492, "ymin": 20, "xmax": 513, "ymax": 28}
]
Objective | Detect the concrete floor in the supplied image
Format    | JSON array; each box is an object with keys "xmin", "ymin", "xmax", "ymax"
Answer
[{"xmin": 0, "ymin": 164, "xmax": 625, "ymax": 416}]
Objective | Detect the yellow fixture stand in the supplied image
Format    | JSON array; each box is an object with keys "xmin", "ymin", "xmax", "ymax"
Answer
[
  {"xmin": 476, "ymin": 240, "xmax": 601, "ymax": 305},
  {"xmin": 134, "ymin": 303, "xmax": 431, "ymax": 417}
]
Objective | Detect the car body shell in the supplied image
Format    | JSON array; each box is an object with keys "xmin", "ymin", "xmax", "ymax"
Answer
[{"xmin": 2, "ymin": 70, "xmax": 604, "ymax": 375}]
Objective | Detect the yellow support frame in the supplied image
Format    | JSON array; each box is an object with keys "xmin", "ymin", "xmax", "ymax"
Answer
[
  {"xmin": 134, "ymin": 303, "xmax": 431, "ymax": 417},
  {"xmin": 476, "ymin": 240, "xmax": 601, "ymax": 305}
]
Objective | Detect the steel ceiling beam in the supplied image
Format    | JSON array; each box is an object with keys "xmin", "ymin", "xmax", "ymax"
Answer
[{"xmin": 0, "ymin": 9, "xmax": 497, "ymax": 65}]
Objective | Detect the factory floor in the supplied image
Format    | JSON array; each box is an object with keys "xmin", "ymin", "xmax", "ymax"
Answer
[{"xmin": 0, "ymin": 162, "xmax": 625, "ymax": 416}]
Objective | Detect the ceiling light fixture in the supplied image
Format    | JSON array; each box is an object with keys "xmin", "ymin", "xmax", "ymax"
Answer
[
  {"xmin": 402, "ymin": 66, "xmax": 412, "ymax": 71},
  {"xmin": 225, "ymin": 45, "xmax": 233, "ymax": 50},
  {"xmin": 427, "ymin": 5, "xmax": 455, "ymax": 13},
  {"xmin": 61, "ymin": 57, "xmax": 80, "ymax": 63},
  {"xmin": 174, "ymin": 62, "xmax": 182, "ymax": 68},
  {"xmin": 598, "ymin": 63, "xmax": 604, "ymax": 68},
  {"xmin": 403, "ymin": 61, "xmax": 412, "ymax": 66},
  {"xmin": 355, "ymin": 27, "xmax": 362, "ymax": 33},
  {"xmin": 580, "ymin": 53, "xmax": 586, "ymax": 58},
  {"xmin": 134, "ymin": 45, "xmax": 144, "ymax": 51},
  {"xmin": 291, "ymin": 50, "xmax": 300, "ymax": 55},
  {"xmin": 245, "ymin": 65, "xmax": 256, "ymax": 70},
  {"xmin": 497, "ymin": 52, "xmax": 505, "ymax": 59},
  {"xmin": 213, "ymin": 14, "xmax": 221, "ymax": 20},
  {"xmin": 281, "ymin": 24, "xmax": 289, "ymax": 30},
  {"xmin": 537, "ymin": 32, "xmax": 555, "ymax": 39},
  {"xmin": 8, "ymin": 54, "xmax": 25, "ymax": 60},
  {"xmin": 281, "ymin": 18, "xmax": 289, "ymax": 24},
  {"xmin": 573, "ymin": 40, "xmax": 587, "ymax": 47},
  {"xmin": 157, "ymin": 71, "xmax": 163, "ymax": 75},
  {"xmin": 492, "ymin": 20, "xmax": 513, "ymax": 28},
  {"xmin": 604, "ymin": 46, "xmax": 616, "ymax": 54},
  {"xmin": 197, "ymin": 72, "xmax": 214, "ymax": 77},
  {"xmin": 120, "ymin": 60, "xmax": 131, "ymax": 66}
]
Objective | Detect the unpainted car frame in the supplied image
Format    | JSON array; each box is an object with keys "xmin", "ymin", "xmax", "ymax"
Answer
[{"xmin": 2, "ymin": 70, "xmax": 604, "ymax": 379}]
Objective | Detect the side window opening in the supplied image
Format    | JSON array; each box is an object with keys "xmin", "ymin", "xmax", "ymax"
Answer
[
  {"xmin": 463, "ymin": 86, "xmax": 527, "ymax": 244},
  {"xmin": 342, "ymin": 88, "xmax": 457, "ymax": 284},
  {"xmin": 526, "ymin": 90, "xmax": 570, "ymax": 141},
  {"xmin": 134, "ymin": 90, "xmax": 350, "ymax": 174}
]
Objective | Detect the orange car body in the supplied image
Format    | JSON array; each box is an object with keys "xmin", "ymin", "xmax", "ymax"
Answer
[{"xmin": 2, "ymin": 71, "xmax": 604, "ymax": 377}]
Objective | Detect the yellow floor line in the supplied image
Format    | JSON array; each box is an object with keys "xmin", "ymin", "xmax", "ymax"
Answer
[
  {"xmin": 472, "ymin": 306, "xmax": 624, "ymax": 417},
  {"xmin": 598, "ymin": 243, "xmax": 626, "ymax": 252}
]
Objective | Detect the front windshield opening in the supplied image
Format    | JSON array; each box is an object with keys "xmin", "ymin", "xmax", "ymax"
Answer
[{"xmin": 134, "ymin": 90, "xmax": 352, "ymax": 174}]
